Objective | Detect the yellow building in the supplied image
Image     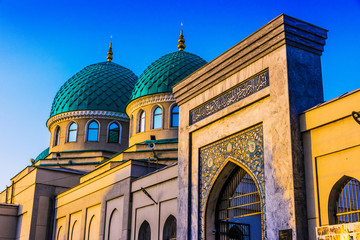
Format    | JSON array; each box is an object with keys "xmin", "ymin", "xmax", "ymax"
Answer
[{"xmin": 0, "ymin": 14, "xmax": 359, "ymax": 240}]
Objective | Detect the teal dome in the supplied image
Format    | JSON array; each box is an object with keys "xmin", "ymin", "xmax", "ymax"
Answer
[
  {"xmin": 130, "ymin": 51, "xmax": 207, "ymax": 100},
  {"xmin": 50, "ymin": 61, "xmax": 138, "ymax": 117},
  {"xmin": 35, "ymin": 147, "xmax": 49, "ymax": 162}
]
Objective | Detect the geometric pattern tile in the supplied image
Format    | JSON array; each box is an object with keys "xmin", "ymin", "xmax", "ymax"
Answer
[
  {"xmin": 130, "ymin": 51, "xmax": 207, "ymax": 101},
  {"xmin": 50, "ymin": 61, "xmax": 138, "ymax": 117}
]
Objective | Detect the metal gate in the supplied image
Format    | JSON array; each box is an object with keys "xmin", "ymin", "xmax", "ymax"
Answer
[
  {"xmin": 336, "ymin": 178, "xmax": 360, "ymax": 224},
  {"xmin": 215, "ymin": 167, "xmax": 261, "ymax": 240}
]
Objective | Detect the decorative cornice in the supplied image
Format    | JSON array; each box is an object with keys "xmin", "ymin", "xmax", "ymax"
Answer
[
  {"xmin": 173, "ymin": 14, "xmax": 328, "ymax": 106},
  {"xmin": 47, "ymin": 110, "xmax": 129, "ymax": 129},
  {"xmin": 126, "ymin": 93, "xmax": 176, "ymax": 115}
]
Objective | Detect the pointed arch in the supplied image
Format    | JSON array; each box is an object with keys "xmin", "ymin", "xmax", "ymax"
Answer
[
  {"xmin": 67, "ymin": 121, "xmax": 78, "ymax": 142},
  {"xmin": 328, "ymin": 175, "xmax": 360, "ymax": 224},
  {"xmin": 151, "ymin": 104, "xmax": 164, "ymax": 129},
  {"xmin": 205, "ymin": 160, "xmax": 262, "ymax": 240},
  {"xmin": 162, "ymin": 215, "xmax": 176, "ymax": 240},
  {"xmin": 130, "ymin": 114, "xmax": 134, "ymax": 137},
  {"xmin": 54, "ymin": 125, "xmax": 61, "ymax": 146},
  {"xmin": 71, "ymin": 220, "xmax": 80, "ymax": 240},
  {"xmin": 108, "ymin": 121, "xmax": 121, "ymax": 143},
  {"xmin": 57, "ymin": 226, "xmax": 64, "ymax": 240},
  {"xmin": 169, "ymin": 104, "xmax": 179, "ymax": 127},
  {"xmin": 138, "ymin": 220, "xmax": 151, "ymax": 240},
  {"xmin": 108, "ymin": 208, "xmax": 121, "ymax": 240},
  {"xmin": 86, "ymin": 119, "xmax": 100, "ymax": 142},
  {"xmin": 88, "ymin": 215, "xmax": 99, "ymax": 240},
  {"xmin": 138, "ymin": 110, "xmax": 146, "ymax": 133}
]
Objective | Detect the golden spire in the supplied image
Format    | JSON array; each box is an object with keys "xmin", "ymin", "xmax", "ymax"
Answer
[
  {"xmin": 177, "ymin": 23, "xmax": 185, "ymax": 51},
  {"xmin": 107, "ymin": 36, "xmax": 113, "ymax": 61}
]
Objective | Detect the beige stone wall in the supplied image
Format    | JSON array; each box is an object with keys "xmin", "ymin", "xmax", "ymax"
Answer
[
  {"xmin": 131, "ymin": 164, "xmax": 178, "ymax": 240},
  {"xmin": 0, "ymin": 167, "xmax": 82, "ymax": 240},
  {"xmin": 301, "ymin": 89, "xmax": 360, "ymax": 239},
  {"xmin": 54, "ymin": 161, "xmax": 165, "ymax": 240},
  {"xmin": 0, "ymin": 204, "xmax": 18, "ymax": 240}
]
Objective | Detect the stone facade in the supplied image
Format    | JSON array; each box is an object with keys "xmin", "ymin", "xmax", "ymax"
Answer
[{"xmin": 173, "ymin": 14, "xmax": 327, "ymax": 240}]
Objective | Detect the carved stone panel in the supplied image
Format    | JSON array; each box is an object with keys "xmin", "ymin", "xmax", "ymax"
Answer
[
  {"xmin": 190, "ymin": 70, "xmax": 269, "ymax": 124},
  {"xmin": 199, "ymin": 124, "xmax": 265, "ymax": 239}
]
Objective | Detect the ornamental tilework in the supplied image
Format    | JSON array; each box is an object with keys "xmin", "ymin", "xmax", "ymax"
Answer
[
  {"xmin": 199, "ymin": 124, "xmax": 265, "ymax": 239},
  {"xmin": 190, "ymin": 70, "xmax": 269, "ymax": 124}
]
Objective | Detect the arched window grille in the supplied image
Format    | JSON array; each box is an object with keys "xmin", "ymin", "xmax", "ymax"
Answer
[
  {"xmin": 139, "ymin": 111, "xmax": 146, "ymax": 132},
  {"xmin": 138, "ymin": 221, "xmax": 151, "ymax": 240},
  {"xmin": 108, "ymin": 122, "xmax": 120, "ymax": 143},
  {"xmin": 54, "ymin": 126, "xmax": 61, "ymax": 146},
  {"xmin": 153, "ymin": 107, "xmax": 162, "ymax": 129},
  {"xmin": 68, "ymin": 122, "xmax": 77, "ymax": 142},
  {"xmin": 87, "ymin": 121, "xmax": 99, "ymax": 141},
  {"xmin": 163, "ymin": 215, "xmax": 176, "ymax": 240},
  {"xmin": 215, "ymin": 167, "xmax": 261, "ymax": 240},
  {"xmin": 170, "ymin": 105, "xmax": 179, "ymax": 127},
  {"xmin": 336, "ymin": 178, "xmax": 360, "ymax": 224}
]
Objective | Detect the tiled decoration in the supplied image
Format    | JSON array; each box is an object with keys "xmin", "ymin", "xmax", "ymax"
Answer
[{"xmin": 199, "ymin": 124, "xmax": 265, "ymax": 239}]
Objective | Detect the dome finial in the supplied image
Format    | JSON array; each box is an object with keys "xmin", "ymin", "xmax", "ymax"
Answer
[
  {"xmin": 177, "ymin": 23, "xmax": 185, "ymax": 51},
  {"xmin": 107, "ymin": 36, "xmax": 113, "ymax": 62}
]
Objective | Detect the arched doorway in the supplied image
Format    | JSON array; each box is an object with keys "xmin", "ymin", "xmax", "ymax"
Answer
[
  {"xmin": 206, "ymin": 162, "xmax": 262, "ymax": 240},
  {"xmin": 328, "ymin": 176, "xmax": 360, "ymax": 224}
]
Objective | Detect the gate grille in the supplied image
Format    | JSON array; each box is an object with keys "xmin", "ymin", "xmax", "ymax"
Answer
[{"xmin": 216, "ymin": 167, "xmax": 261, "ymax": 240}]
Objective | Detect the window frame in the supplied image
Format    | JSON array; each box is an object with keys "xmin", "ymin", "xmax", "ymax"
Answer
[
  {"xmin": 151, "ymin": 105, "xmax": 163, "ymax": 130},
  {"xmin": 67, "ymin": 121, "xmax": 78, "ymax": 143},
  {"xmin": 138, "ymin": 110, "xmax": 146, "ymax": 133},
  {"xmin": 86, "ymin": 119, "xmax": 100, "ymax": 142},
  {"xmin": 53, "ymin": 125, "xmax": 61, "ymax": 146},
  {"xmin": 107, "ymin": 121, "xmax": 121, "ymax": 144},
  {"xmin": 169, "ymin": 104, "xmax": 179, "ymax": 128}
]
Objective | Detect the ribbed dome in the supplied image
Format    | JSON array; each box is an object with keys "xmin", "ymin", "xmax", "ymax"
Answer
[
  {"xmin": 130, "ymin": 51, "xmax": 207, "ymax": 101},
  {"xmin": 50, "ymin": 61, "xmax": 138, "ymax": 117}
]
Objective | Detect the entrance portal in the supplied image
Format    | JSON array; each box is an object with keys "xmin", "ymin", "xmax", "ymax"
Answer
[{"xmin": 215, "ymin": 165, "xmax": 262, "ymax": 240}]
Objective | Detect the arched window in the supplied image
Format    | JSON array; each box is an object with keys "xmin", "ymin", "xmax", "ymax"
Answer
[
  {"xmin": 170, "ymin": 105, "xmax": 179, "ymax": 127},
  {"xmin": 163, "ymin": 215, "xmax": 176, "ymax": 240},
  {"xmin": 138, "ymin": 220, "xmax": 151, "ymax": 240},
  {"xmin": 153, "ymin": 107, "xmax": 162, "ymax": 129},
  {"xmin": 108, "ymin": 122, "xmax": 120, "ymax": 143},
  {"xmin": 68, "ymin": 122, "xmax": 77, "ymax": 142},
  {"xmin": 87, "ymin": 121, "xmax": 99, "ymax": 142},
  {"xmin": 54, "ymin": 126, "xmax": 61, "ymax": 146},
  {"xmin": 139, "ymin": 110, "xmax": 146, "ymax": 133},
  {"xmin": 335, "ymin": 178, "xmax": 360, "ymax": 224},
  {"xmin": 130, "ymin": 115, "xmax": 134, "ymax": 137}
]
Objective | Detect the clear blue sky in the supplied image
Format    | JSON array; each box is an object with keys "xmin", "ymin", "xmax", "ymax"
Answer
[{"xmin": 0, "ymin": 0, "xmax": 359, "ymax": 190}]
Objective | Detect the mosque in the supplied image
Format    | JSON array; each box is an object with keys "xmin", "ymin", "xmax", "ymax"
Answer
[{"xmin": 0, "ymin": 14, "xmax": 360, "ymax": 240}]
